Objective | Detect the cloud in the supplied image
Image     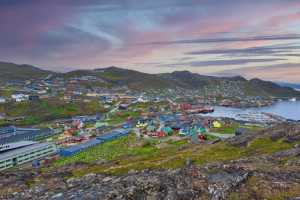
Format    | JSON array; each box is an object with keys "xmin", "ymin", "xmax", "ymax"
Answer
[
  {"xmin": 161, "ymin": 58, "xmax": 286, "ymax": 68},
  {"xmin": 145, "ymin": 34, "xmax": 300, "ymax": 45},
  {"xmin": 185, "ymin": 45, "xmax": 300, "ymax": 57},
  {"xmin": 0, "ymin": 0, "xmax": 300, "ymax": 80}
]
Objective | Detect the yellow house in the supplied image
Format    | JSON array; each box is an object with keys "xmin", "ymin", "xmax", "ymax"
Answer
[{"xmin": 213, "ymin": 121, "xmax": 222, "ymax": 128}]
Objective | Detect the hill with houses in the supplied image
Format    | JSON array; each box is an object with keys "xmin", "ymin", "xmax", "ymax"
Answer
[{"xmin": 0, "ymin": 61, "xmax": 299, "ymax": 99}]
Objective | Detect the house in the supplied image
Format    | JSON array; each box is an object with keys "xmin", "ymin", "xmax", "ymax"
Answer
[
  {"xmin": 11, "ymin": 94, "xmax": 29, "ymax": 102},
  {"xmin": 148, "ymin": 131, "xmax": 166, "ymax": 138},
  {"xmin": 72, "ymin": 115, "xmax": 101, "ymax": 123},
  {"xmin": 0, "ymin": 97, "xmax": 6, "ymax": 104},
  {"xmin": 86, "ymin": 92, "xmax": 100, "ymax": 97},
  {"xmin": 0, "ymin": 113, "xmax": 5, "ymax": 120},
  {"xmin": 235, "ymin": 128, "xmax": 247, "ymax": 136},
  {"xmin": 212, "ymin": 121, "xmax": 222, "ymax": 128},
  {"xmin": 119, "ymin": 104, "xmax": 129, "ymax": 110},
  {"xmin": 161, "ymin": 126, "xmax": 173, "ymax": 135},
  {"xmin": 146, "ymin": 125, "xmax": 156, "ymax": 132},
  {"xmin": 179, "ymin": 127, "xmax": 191, "ymax": 136},
  {"xmin": 29, "ymin": 95, "xmax": 40, "ymax": 102},
  {"xmin": 95, "ymin": 122, "xmax": 109, "ymax": 129}
]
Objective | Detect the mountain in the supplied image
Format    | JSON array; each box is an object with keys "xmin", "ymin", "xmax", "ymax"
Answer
[
  {"xmin": 0, "ymin": 61, "xmax": 54, "ymax": 82},
  {"xmin": 64, "ymin": 66, "xmax": 173, "ymax": 90},
  {"xmin": 1, "ymin": 61, "xmax": 299, "ymax": 98},
  {"xmin": 249, "ymin": 79, "xmax": 300, "ymax": 97},
  {"xmin": 63, "ymin": 67, "xmax": 300, "ymax": 98},
  {"xmin": 277, "ymin": 82, "xmax": 300, "ymax": 91}
]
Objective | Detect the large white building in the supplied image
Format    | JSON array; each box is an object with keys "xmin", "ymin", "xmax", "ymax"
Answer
[{"xmin": 0, "ymin": 142, "xmax": 57, "ymax": 171}]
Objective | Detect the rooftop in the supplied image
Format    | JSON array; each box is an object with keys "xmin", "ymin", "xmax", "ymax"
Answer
[{"xmin": 0, "ymin": 142, "xmax": 55, "ymax": 161}]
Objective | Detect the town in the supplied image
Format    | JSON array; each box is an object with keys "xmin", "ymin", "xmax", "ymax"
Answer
[
  {"xmin": 0, "ymin": 72, "xmax": 291, "ymax": 172},
  {"xmin": 2, "ymin": 0, "xmax": 300, "ymax": 198}
]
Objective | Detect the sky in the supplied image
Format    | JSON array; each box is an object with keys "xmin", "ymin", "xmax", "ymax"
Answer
[{"xmin": 0, "ymin": 0, "xmax": 300, "ymax": 83}]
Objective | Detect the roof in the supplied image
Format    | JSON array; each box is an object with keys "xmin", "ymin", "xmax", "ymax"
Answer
[
  {"xmin": 61, "ymin": 139, "xmax": 102, "ymax": 153},
  {"xmin": 0, "ymin": 142, "xmax": 55, "ymax": 161},
  {"xmin": 0, "ymin": 128, "xmax": 54, "ymax": 144},
  {"xmin": 97, "ymin": 129, "xmax": 130, "ymax": 140},
  {"xmin": 0, "ymin": 140, "xmax": 37, "ymax": 150}
]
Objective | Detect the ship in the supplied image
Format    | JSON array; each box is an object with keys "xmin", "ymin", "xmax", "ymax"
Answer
[{"xmin": 186, "ymin": 107, "xmax": 214, "ymax": 114}]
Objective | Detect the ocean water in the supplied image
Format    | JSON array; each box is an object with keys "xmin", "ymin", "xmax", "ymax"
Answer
[{"xmin": 202, "ymin": 101, "xmax": 300, "ymax": 121}]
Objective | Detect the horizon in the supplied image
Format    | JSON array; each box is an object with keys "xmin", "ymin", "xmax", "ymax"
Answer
[{"xmin": 1, "ymin": 0, "xmax": 300, "ymax": 82}]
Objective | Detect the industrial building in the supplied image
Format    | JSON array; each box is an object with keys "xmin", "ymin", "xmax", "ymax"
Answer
[
  {"xmin": 59, "ymin": 139, "xmax": 103, "ymax": 157},
  {"xmin": 96, "ymin": 129, "xmax": 130, "ymax": 142},
  {"xmin": 0, "ymin": 126, "xmax": 55, "ymax": 144},
  {"xmin": 0, "ymin": 142, "xmax": 57, "ymax": 171},
  {"xmin": 0, "ymin": 141, "xmax": 37, "ymax": 152}
]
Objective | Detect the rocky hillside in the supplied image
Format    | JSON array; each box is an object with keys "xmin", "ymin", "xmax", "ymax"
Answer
[{"xmin": 1, "ymin": 123, "xmax": 300, "ymax": 200}]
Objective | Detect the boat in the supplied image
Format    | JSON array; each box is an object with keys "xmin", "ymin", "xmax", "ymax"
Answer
[
  {"xmin": 289, "ymin": 98, "xmax": 297, "ymax": 102},
  {"xmin": 186, "ymin": 107, "xmax": 214, "ymax": 114}
]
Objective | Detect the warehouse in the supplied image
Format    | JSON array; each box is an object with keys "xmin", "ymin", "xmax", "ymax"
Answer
[
  {"xmin": 0, "ymin": 141, "xmax": 37, "ymax": 152},
  {"xmin": 0, "ymin": 127, "xmax": 55, "ymax": 144},
  {"xmin": 96, "ymin": 129, "xmax": 130, "ymax": 142},
  {"xmin": 0, "ymin": 126, "xmax": 17, "ymax": 139},
  {"xmin": 59, "ymin": 139, "xmax": 103, "ymax": 157},
  {"xmin": 0, "ymin": 142, "xmax": 57, "ymax": 171}
]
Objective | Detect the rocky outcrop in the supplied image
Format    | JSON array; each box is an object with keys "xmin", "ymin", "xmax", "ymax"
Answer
[
  {"xmin": 2, "ymin": 123, "xmax": 300, "ymax": 200},
  {"xmin": 0, "ymin": 165, "xmax": 251, "ymax": 200}
]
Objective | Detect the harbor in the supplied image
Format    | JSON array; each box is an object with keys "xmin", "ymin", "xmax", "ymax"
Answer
[{"xmin": 200, "ymin": 100, "xmax": 300, "ymax": 122}]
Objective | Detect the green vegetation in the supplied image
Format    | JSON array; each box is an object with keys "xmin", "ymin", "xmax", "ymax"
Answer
[
  {"xmin": 53, "ymin": 132, "xmax": 295, "ymax": 177},
  {"xmin": 106, "ymin": 111, "xmax": 141, "ymax": 125},
  {"xmin": 211, "ymin": 123, "xmax": 263, "ymax": 134},
  {"xmin": 0, "ymin": 99, "xmax": 106, "ymax": 125},
  {"xmin": 54, "ymin": 134, "xmax": 156, "ymax": 166},
  {"xmin": 211, "ymin": 125, "xmax": 238, "ymax": 134}
]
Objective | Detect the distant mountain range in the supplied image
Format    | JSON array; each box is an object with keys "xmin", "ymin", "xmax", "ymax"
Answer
[
  {"xmin": 0, "ymin": 61, "xmax": 299, "ymax": 98},
  {"xmin": 0, "ymin": 62, "xmax": 54, "ymax": 81},
  {"xmin": 277, "ymin": 82, "xmax": 300, "ymax": 91}
]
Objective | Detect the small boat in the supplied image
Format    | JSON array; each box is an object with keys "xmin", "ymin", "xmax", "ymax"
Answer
[{"xmin": 289, "ymin": 98, "xmax": 297, "ymax": 102}]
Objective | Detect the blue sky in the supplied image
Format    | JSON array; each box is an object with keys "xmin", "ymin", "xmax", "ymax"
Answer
[{"xmin": 0, "ymin": 0, "xmax": 299, "ymax": 82}]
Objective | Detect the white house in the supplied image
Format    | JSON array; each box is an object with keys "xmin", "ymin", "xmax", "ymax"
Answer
[
  {"xmin": 0, "ymin": 97, "xmax": 6, "ymax": 104},
  {"xmin": 11, "ymin": 94, "xmax": 29, "ymax": 102}
]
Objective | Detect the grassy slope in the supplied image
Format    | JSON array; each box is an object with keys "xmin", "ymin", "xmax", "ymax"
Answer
[
  {"xmin": 0, "ymin": 99, "xmax": 106, "ymax": 126},
  {"xmin": 53, "ymin": 132, "xmax": 296, "ymax": 177}
]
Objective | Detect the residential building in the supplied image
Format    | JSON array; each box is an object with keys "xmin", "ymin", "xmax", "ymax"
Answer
[
  {"xmin": 11, "ymin": 94, "xmax": 29, "ymax": 102},
  {"xmin": 29, "ymin": 95, "xmax": 40, "ymax": 102},
  {"xmin": 0, "ymin": 97, "xmax": 6, "ymax": 104}
]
